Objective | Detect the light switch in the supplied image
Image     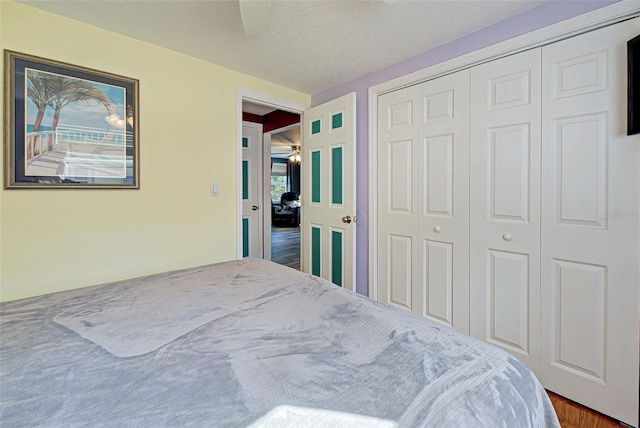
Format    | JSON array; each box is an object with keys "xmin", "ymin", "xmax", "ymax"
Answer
[{"xmin": 210, "ymin": 182, "xmax": 220, "ymax": 196}]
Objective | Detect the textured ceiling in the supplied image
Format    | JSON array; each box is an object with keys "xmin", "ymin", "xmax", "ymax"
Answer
[
  {"xmin": 271, "ymin": 127, "xmax": 300, "ymax": 154},
  {"xmin": 242, "ymin": 102, "xmax": 278, "ymax": 116},
  {"xmin": 20, "ymin": 0, "xmax": 544, "ymax": 95}
]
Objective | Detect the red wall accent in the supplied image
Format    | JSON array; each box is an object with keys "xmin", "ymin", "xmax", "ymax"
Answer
[
  {"xmin": 242, "ymin": 112, "xmax": 262, "ymax": 123},
  {"xmin": 263, "ymin": 110, "xmax": 300, "ymax": 132},
  {"xmin": 243, "ymin": 110, "xmax": 300, "ymax": 131}
]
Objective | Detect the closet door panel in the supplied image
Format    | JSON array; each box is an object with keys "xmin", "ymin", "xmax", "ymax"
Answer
[
  {"xmin": 470, "ymin": 48, "xmax": 541, "ymax": 374},
  {"xmin": 387, "ymin": 234, "xmax": 413, "ymax": 311},
  {"xmin": 417, "ymin": 70, "xmax": 470, "ymax": 333},
  {"xmin": 424, "ymin": 134, "xmax": 453, "ymax": 216},
  {"xmin": 423, "ymin": 239, "xmax": 453, "ymax": 325},
  {"xmin": 378, "ymin": 87, "xmax": 420, "ymax": 313},
  {"xmin": 488, "ymin": 249, "xmax": 530, "ymax": 353},
  {"xmin": 551, "ymin": 259, "xmax": 606, "ymax": 381},
  {"xmin": 490, "ymin": 124, "xmax": 531, "ymax": 221},
  {"xmin": 378, "ymin": 69, "xmax": 470, "ymax": 334},
  {"xmin": 541, "ymin": 18, "xmax": 640, "ymax": 426}
]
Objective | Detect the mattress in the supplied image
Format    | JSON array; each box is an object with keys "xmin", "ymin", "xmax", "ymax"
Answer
[{"xmin": 0, "ymin": 259, "xmax": 560, "ymax": 427}]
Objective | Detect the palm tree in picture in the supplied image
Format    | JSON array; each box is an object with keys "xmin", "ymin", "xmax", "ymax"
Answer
[
  {"xmin": 46, "ymin": 76, "xmax": 114, "ymax": 151},
  {"xmin": 26, "ymin": 71, "xmax": 53, "ymax": 158}
]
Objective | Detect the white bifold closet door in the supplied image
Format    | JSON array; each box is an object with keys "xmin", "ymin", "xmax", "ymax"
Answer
[
  {"xmin": 469, "ymin": 49, "xmax": 542, "ymax": 374},
  {"xmin": 540, "ymin": 18, "xmax": 639, "ymax": 427},
  {"xmin": 377, "ymin": 70, "xmax": 470, "ymax": 333},
  {"xmin": 376, "ymin": 16, "xmax": 639, "ymax": 425}
]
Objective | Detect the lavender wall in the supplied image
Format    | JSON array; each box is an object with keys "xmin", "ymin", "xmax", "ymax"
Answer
[{"xmin": 311, "ymin": 0, "xmax": 618, "ymax": 296}]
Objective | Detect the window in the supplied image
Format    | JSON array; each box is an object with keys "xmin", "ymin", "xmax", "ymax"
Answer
[
  {"xmin": 271, "ymin": 175, "xmax": 286, "ymax": 200},
  {"xmin": 271, "ymin": 161, "xmax": 287, "ymax": 200}
]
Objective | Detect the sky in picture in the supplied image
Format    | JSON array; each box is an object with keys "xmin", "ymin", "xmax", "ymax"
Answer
[{"xmin": 26, "ymin": 69, "xmax": 126, "ymax": 132}]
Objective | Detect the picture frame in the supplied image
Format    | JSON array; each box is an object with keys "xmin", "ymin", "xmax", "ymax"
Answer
[
  {"xmin": 4, "ymin": 50, "xmax": 139, "ymax": 189},
  {"xmin": 628, "ymin": 34, "xmax": 640, "ymax": 136}
]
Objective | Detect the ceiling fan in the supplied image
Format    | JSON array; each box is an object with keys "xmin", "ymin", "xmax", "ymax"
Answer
[{"xmin": 238, "ymin": 0, "xmax": 273, "ymax": 36}]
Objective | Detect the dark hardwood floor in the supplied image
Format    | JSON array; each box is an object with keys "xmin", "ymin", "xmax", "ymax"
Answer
[
  {"xmin": 547, "ymin": 391, "xmax": 624, "ymax": 428},
  {"xmin": 271, "ymin": 225, "xmax": 300, "ymax": 270}
]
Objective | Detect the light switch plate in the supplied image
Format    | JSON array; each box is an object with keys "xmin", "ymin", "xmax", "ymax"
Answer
[{"xmin": 210, "ymin": 182, "xmax": 220, "ymax": 196}]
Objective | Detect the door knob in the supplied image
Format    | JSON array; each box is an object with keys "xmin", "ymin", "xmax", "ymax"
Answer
[
  {"xmin": 503, "ymin": 233, "xmax": 512, "ymax": 241},
  {"xmin": 252, "ymin": 205, "xmax": 259, "ymax": 211},
  {"xmin": 342, "ymin": 215, "xmax": 352, "ymax": 224},
  {"xmin": 433, "ymin": 225, "xmax": 441, "ymax": 233}
]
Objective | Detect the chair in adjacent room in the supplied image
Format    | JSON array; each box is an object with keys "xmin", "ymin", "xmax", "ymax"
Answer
[{"xmin": 272, "ymin": 192, "xmax": 300, "ymax": 226}]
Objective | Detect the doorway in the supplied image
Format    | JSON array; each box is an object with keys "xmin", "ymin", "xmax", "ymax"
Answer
[
  {"xmin": 268, "ymin": 125, "xmax": 301, "ymax": 270},
  {"xmin": 237, "ymin": 88, "xmax": 306, "ymax": 268},
  {"xmin": 238, "ymin": 89, "xmax": 357, "ymax": 290}
]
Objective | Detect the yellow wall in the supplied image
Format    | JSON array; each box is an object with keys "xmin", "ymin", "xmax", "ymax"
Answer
[{"xmin": 0, "ymin": 1, "xmax": 310, "ymax": 302}]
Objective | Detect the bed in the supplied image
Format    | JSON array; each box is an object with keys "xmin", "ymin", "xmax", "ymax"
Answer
[{"xmin": 0, "ymin": 259, "xmax": 559, "ymax": 427}]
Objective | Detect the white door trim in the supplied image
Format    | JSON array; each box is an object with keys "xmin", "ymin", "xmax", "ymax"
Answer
[
  {"xmin": 236, "ymin": 88, "xmax": 308, "ymax": 259},
  {"xmin": 262, "ymin": 132, "xmax": 273, "ymax": 261},
  {"xmin": 368, "ymin": 1, "xmax": 640, "ymax": 299}
]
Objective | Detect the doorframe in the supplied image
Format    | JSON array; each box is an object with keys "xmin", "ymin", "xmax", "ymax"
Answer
[
  {"xmin": 236, "ymin": 88, "xmax": 307, "ymax": 260},
  {"xmin": 367, "ymin": 1, "xmax": 640, "ymax": 300}
]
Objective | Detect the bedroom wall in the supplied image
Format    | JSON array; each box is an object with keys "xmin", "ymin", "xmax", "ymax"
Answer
[
  {"xmin": 311, "ymin": 0, "xmax": 619, "ymax": 296},
  {"xmin": 0, "ymin": 1, "xmax": 310, "ymax": 302}
]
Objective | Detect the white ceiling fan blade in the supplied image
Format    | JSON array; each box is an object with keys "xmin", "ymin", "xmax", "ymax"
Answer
[{"xmin": 239, "ymin": 0, "xmax": 272, "ymax": 36}]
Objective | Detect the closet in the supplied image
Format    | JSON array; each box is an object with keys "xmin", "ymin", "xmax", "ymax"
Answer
[
  {"xmin": 376, "ymin": 17, "xmax": 639, "ymax": 426},
  {"xmin": 377, "ymin": 70, "xmax": 470, "ymax": 333}
]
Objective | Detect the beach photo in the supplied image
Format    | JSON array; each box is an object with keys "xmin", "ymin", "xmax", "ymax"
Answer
[{"xmin": 26, "ymin": 69, "xmax": 129, "ymax": 179}]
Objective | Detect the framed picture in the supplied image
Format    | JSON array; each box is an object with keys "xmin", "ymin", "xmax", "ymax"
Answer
[
  {"xmin": 628, "ymin": 34, "xmax": 640, "ymax": 135},
  {"xmin": 4, "ymin": 50, "xmax": 139, "ymax": 189}
]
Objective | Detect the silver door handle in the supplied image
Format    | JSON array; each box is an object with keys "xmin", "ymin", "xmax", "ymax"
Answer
[{"xmin": 252, "ymin": 205, "xmax": 259, "ymax": 211}]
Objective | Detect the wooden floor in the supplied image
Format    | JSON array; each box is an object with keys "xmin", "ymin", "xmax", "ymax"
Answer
[
  {"xmin": 547, "ymin": 391, "xmax": 623, "ymax": 428},
  {"xmin": 271, "ymin": 225, "xmax": 300, "ymax": 270}
]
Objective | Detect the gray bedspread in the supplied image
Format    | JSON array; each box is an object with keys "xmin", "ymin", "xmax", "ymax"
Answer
[{"xmin": 0, "ymin": 259, "xmax": 560, "ymax": 427}]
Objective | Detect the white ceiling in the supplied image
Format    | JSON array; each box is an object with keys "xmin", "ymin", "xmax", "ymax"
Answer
[
  {"xmin": 242, "ymin": 102, "xmax": 277, "ymax": 116},
  {"xmin": 20, "ymin": 0, "xmax": 544, "ymax": 95},
  {"xmin": 271, "ymin": 127, "xmax": 300, "ymax": 157}
]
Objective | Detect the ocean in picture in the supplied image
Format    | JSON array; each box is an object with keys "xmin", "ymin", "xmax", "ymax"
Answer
[{"xmin": 27, "ymin": 124, "xmax": 52, "ymax": 133}]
